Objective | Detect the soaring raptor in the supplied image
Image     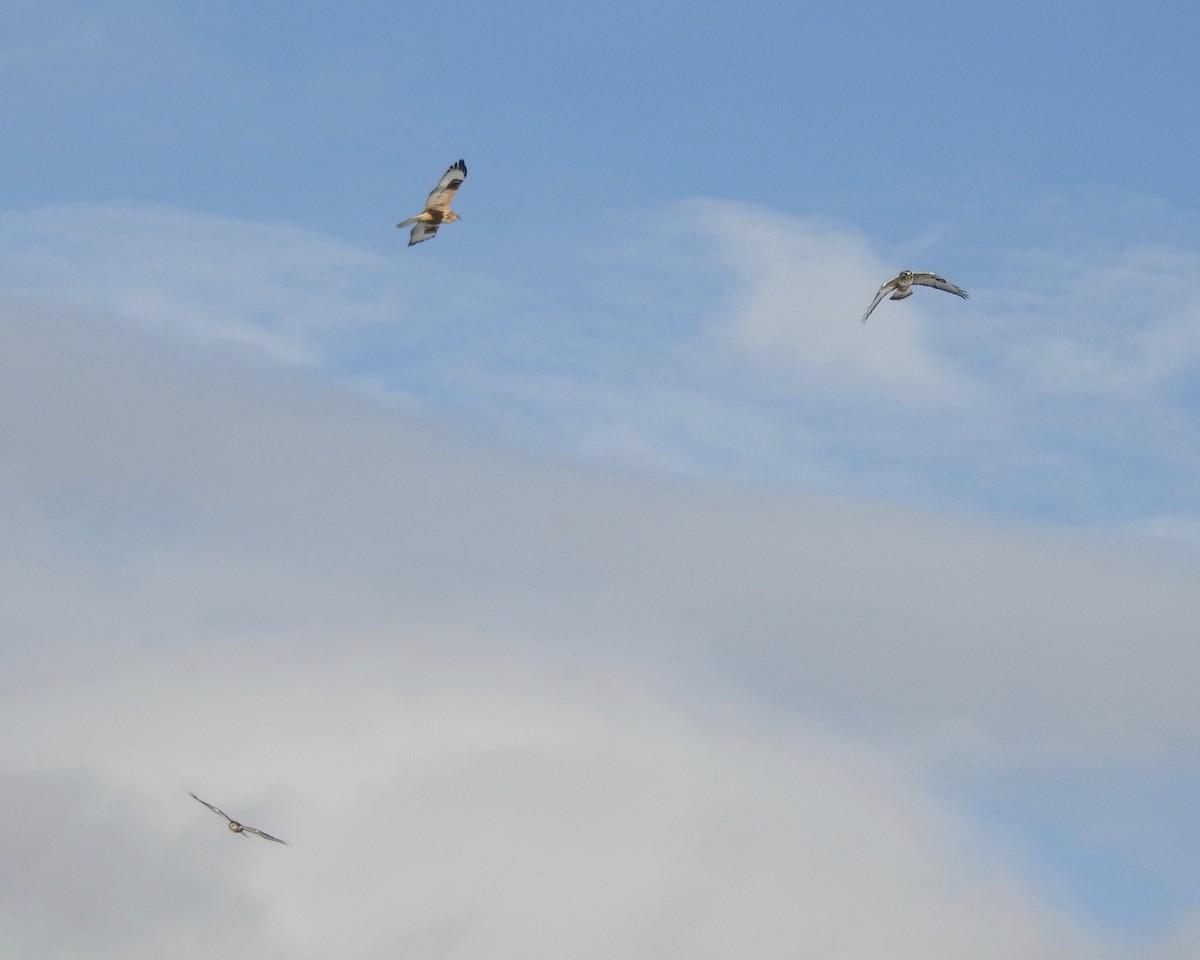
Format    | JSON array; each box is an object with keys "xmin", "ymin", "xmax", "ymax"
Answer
[
  {"xmin": 189, "ymin": 792, "xmax": 288, "ymax": 844},
  {"xmin": 861, "ymin": 270, "xmax": 969, "ymax": 323},
  {"xmin": 397, "ymin": 159, "xmax": 468, "ymax": 246}
]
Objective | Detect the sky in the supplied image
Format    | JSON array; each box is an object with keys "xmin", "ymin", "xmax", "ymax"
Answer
[{"xmin": 2, "ymin": 1, "xmax": 1199, "ymax": 957}]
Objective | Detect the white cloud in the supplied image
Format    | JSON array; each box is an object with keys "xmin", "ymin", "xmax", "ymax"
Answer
[
  {"xmin": 0, "ymin": 203, "xmax": 411, "ymax": 365},
  {"xmin": 1003, "ymin": 245, "xmax": 1200, "ymax": 395},
  {"xmin": 2, "ymin": 215, "xmax": 1199, "ymax": 754},
  {"xmin": 0, "ymin": 637, "xmax": 1108, "ymax": 960},
  {"xmin": 7, "ymin": 197, "xmax": 1200, "ymax": 533},
  {"xmin": 1, "ymin": 265, "xmax": 1200, "ymax": 955}
]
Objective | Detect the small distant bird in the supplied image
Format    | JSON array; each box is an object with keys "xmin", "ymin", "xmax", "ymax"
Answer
[
  {"xmin": 397, "ymin": 159, "xmax": 468, "ymax": 246},
  {"xmin": 189, "ymin": 792, "xmax": 288, "ymax": 844},
  {"xmin": 861, "ymin": 270, "xmax": 969, "ymax": 323}
]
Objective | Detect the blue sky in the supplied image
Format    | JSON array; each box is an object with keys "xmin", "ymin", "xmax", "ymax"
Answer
[{"xmin": 3, "ymin": 2, "xmax": 1200, "ymax": 958}]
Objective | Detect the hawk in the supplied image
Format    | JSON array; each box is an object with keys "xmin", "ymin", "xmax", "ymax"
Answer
[
  {"xmin": 397, "ymin": 159, "xmax": 468, "ymax": 246},
  {"xmin": 861, "ymin": 270, "xmax": 969, "ymax": 323},
  {"xmin": 189, "ymin": 792, "xmax": 288, "ymax": 844}
]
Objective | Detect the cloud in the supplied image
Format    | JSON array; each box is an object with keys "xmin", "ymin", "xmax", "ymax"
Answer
[
  {"xmin": 4, "ymin": 291, "xmax": 1199, "ymax": 755},
  {"xmin": 1, "ymin": 636, "xmax": 1108, "ymax": 960},
  {"xmin": 2, "ymin": 245, "xmax": 1200, "ymax": 955},
  {"xmin": 2, "ymin": 204, "xmax": 1199, "ymax": 753},
  {"xmin": 1000, "ymin": 244, "xmax": 1200, "ymax": 395},
  {"xmin": 7, "ymin": 197, "xmax": 1200, "ymax": 533},
  {"xmin": 1119, "ymin": 513, "xmax": 1200, "ymax": 560},
  {"xmin": 0, "ymin": 202, "xmax": 413, "ymax": 365}
]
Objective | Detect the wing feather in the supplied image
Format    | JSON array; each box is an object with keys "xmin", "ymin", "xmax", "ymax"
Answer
[
  {"xmin": 189, "ymin": 792, "xmax": 232, "ymax": 822},
  {"xmin": 244, "ymin": 826, "xmax": 289, "ymax": 844},
  {"xmin": 408, "ymin": 222, "xmax": 439, "ymax": 246},
  {"xmin": 861, "ymin": 276, "xmax": 899, "ymax": 323},
  {"xmin": 909, "ymin": 273, "xmax": 969, "ymax": 298},
  {"xmin": 424, "ymin": 159, "xmax": 467, "ymax": 213}
]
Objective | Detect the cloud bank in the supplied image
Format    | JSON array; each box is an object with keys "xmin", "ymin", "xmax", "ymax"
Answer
[{"xmin": 1, "ymin": 199, "xmax": 1199, "ymax": 957}]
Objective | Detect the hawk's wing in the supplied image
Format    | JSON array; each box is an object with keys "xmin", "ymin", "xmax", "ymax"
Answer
[
  {"xmin": 424, "ymin": 159, "xmax": 467, "ymax": 213},
  {"xmin": 910, "ymin": 273, "xmax": 969, "ymax": 299},
  {"xmin": 189, "ymin": 792, "xmax": 233, "ymax": 823},
  {"xmin": 408, "ymin": 222, "xmax": 440, "ymax": 246},
  {"xmin": 243, "ymin": 825, "xmax": 289, "ymax": 845},
  {"xmin": 861, "ymin": 275, "xmax": 900, "ymax": 323}
]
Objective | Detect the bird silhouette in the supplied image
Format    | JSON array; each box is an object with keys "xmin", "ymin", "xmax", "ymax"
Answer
[
  {"xmin": 861, "ymin": 270, "xmax": 969, "ymax": 323},
  {"xmin": 397, "ymin": 159, "xmax": 468, "ymax": 246},
  {"xmin": 189, "ymin": 792, "xmax": 288, "ymax": 844}
]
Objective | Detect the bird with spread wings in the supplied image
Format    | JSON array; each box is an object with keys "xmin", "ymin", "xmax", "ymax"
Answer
[
  {"xmin": 397, "ymin": 159, "xmax": 468, "ymax": 246},
  {"xmin": 861, "ymin": 270, "xmax": 969, "ymax": 323},
  {"xmin": 189, "ymin": 792, "xmax": 288, "ymax": 844}
]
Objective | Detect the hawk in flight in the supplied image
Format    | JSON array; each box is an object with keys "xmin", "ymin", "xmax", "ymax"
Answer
[
  {"xmin": 861, "ymin": 270, "xmax": 969, "ymax": 323},
  {"xmin": 189, "ymin": 792, "xmax": 288, "ymax": 844},
  {"xmin": 397, "ymin": 159, "xmax": 468, "ymax": 246}
]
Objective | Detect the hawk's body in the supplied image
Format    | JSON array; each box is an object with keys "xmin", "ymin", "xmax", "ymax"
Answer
[
  {"xmin": 861, "ymin": 270, "xmax": 969, "ymax": 323},
  {"xmin": 397, "ymin": 159, "xmax": 467, "ymax": 246}
]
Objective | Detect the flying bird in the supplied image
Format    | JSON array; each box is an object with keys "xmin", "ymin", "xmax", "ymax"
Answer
[
  {"xmin": 397, "ymin": 159, "xmax": 468, "ymax": 246},
  {"xmin": 189, "ymin": 792, "xmax": 288, "ymax": 844},
  {"xmin": 861, "ymin": 270, "xmax": 969, "ymax": 323}
]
